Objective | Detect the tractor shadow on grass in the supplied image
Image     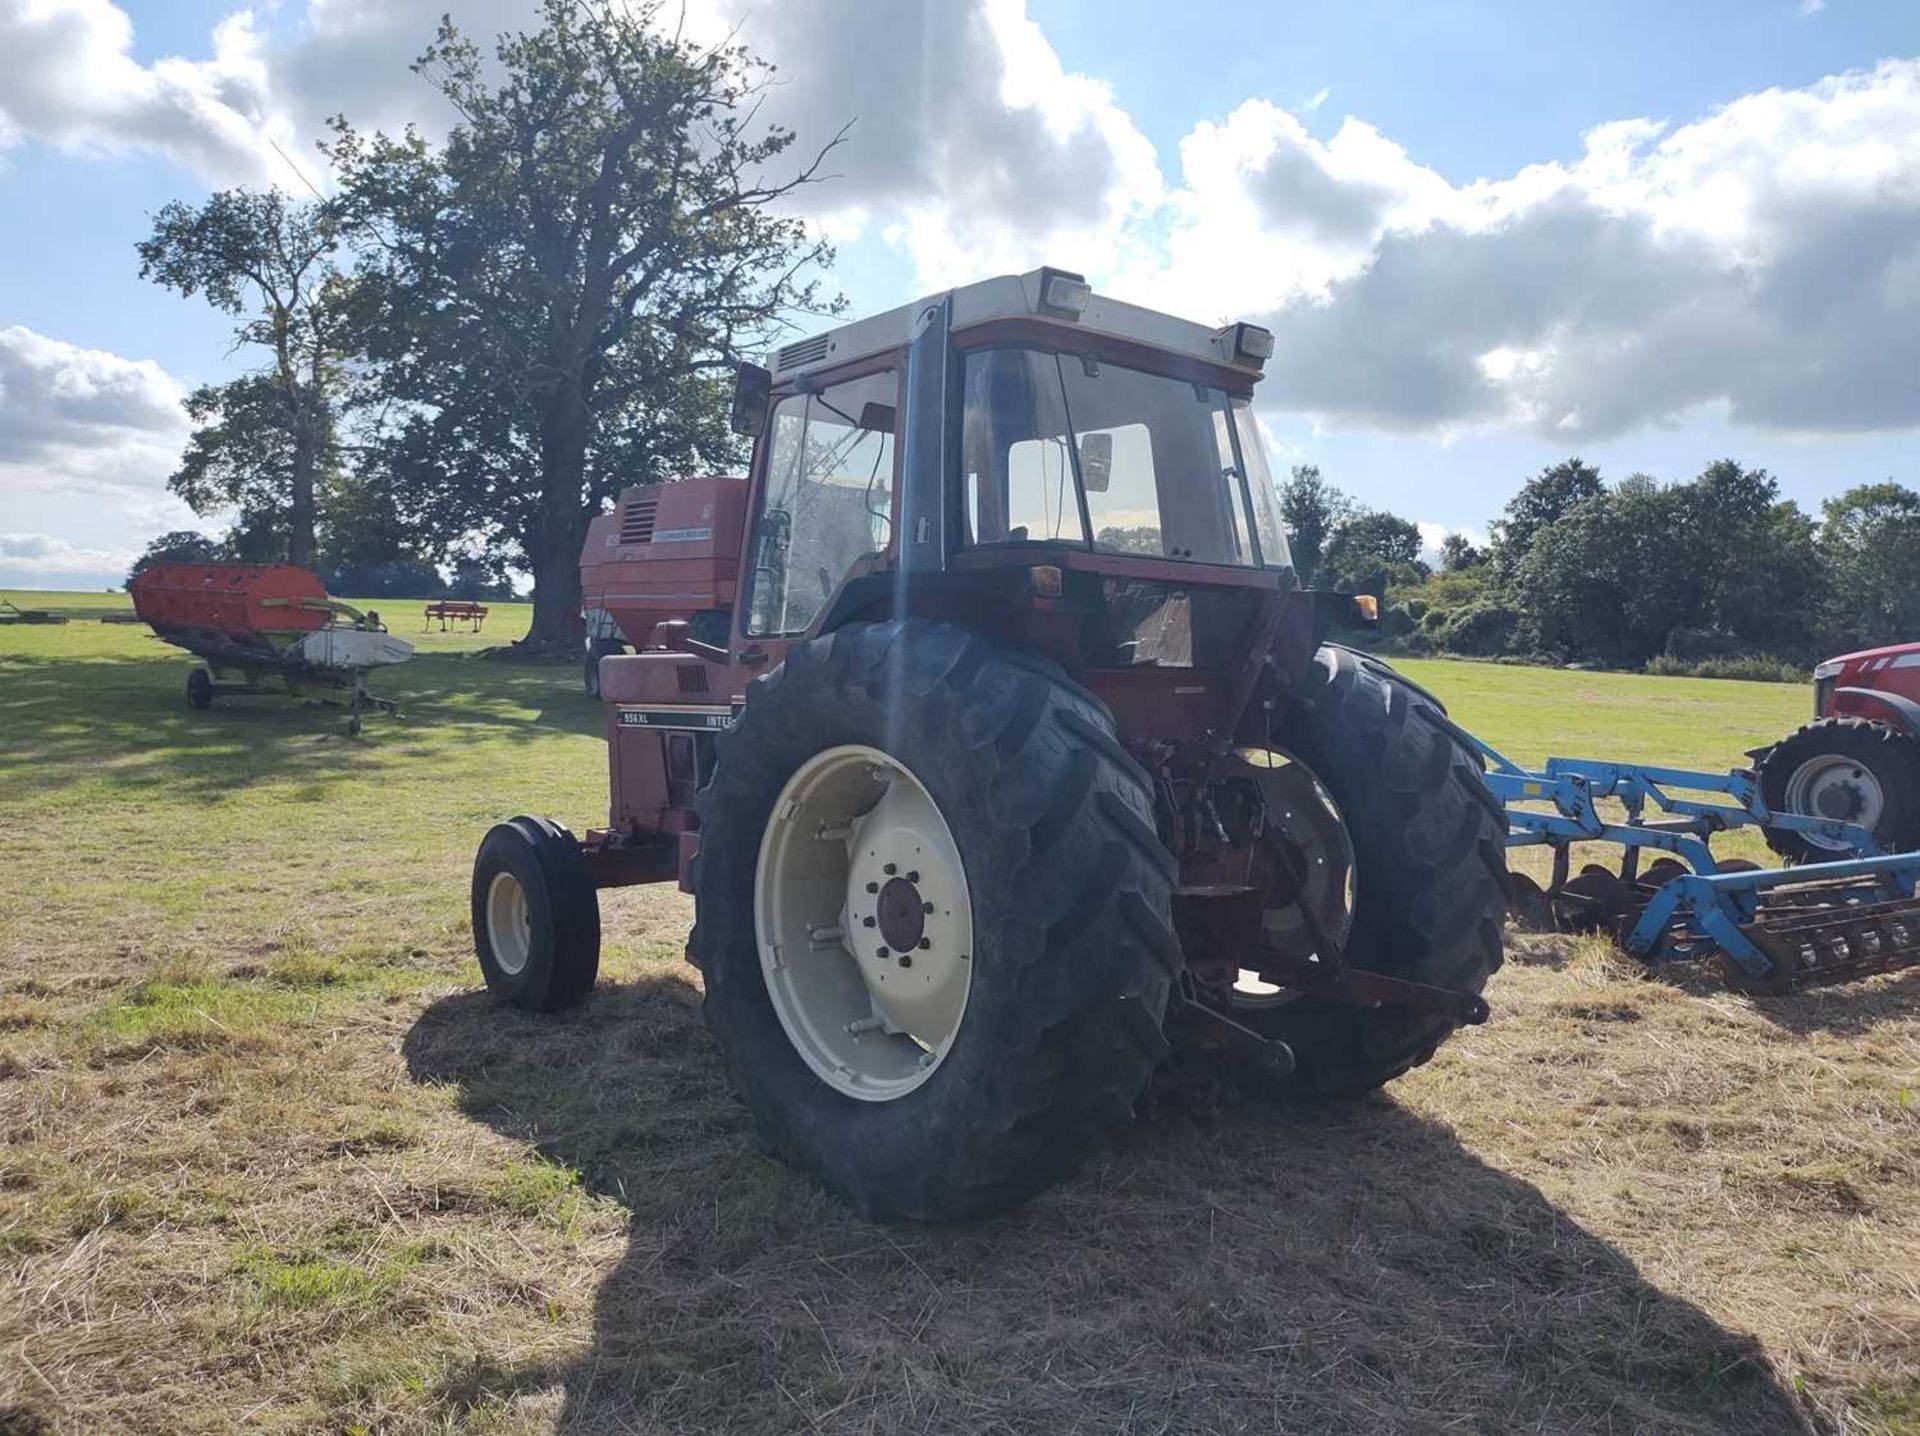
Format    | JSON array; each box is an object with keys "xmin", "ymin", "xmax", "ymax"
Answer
[{"xmin": 403, "ymin": 979, "xmax": 1811, "ymax": 1436}]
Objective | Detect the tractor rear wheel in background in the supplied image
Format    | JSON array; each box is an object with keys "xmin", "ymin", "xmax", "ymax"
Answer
[
  {"xmin": 1757, "ymin": 717, "xmax": 1920, "ymax": 862},
  {"xmin": 471, "ymin": 816, "xmax": 601, "ymax": 1011},
  {"xmin": 583, "ymin": 638, "xmax": 624, "ymax": 699},
  {"xmin": 690, "ymin": 620, "xmax": 1176, "ymax": 1222},
  {"xmin": 1232, "ymin": 646, "xmax": 1507, "ymax": 1099},
  {"xmin": 186, "ymin": 667, "xmax": 213, "ymax": 710}
]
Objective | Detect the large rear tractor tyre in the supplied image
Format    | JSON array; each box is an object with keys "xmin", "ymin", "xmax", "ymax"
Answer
[
  {"xmin": 471, "ymin": 817, "xmax": 601, "ymax": 1011},
  {"xmin": 1236, "ymin": 646, "xmax": 1507, "ymax": 1099},
  {"xmin": 1757, "ymin": 717, "xmax": 1920, "ymax": 862},
  {"xmin": 691, "ymin": 620, "xmax": 1177, "ymax": 1222}
]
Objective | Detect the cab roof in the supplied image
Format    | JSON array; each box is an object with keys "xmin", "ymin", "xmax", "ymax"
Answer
[{"xmin": 766, "ymin": 267, "xmax": 1270, "ymax": 384}]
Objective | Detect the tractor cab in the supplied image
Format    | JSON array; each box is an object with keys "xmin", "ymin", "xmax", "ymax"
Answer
[{"xmin": 723, "ymin": 268, "xmax": 1299, "ymax": 707}]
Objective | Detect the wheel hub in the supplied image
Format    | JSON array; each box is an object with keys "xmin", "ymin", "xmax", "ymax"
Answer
[
  {"xmin": 1814, "ymin": 782, "xmax": 1863, "ymax": 821},
  {"xmin": 874, "ymin": 876, "xmax": 927, "ymax": 952},
  {"xmin": 1785, "ymin": 752, "xmax": 1885, "ymax": 852}
]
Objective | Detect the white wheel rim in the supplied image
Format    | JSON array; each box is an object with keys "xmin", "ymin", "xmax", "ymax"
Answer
[
  {"xmin": 1784, "ymin": 753, "xmax": 1885, "ymax": 852},
  {"xmin": 486, "ymin": 870, "xmax": 534, "ymax": 975},
  {"xmin": 755, "ymin": 744, "xmax": 974, "ymax": 1101}
]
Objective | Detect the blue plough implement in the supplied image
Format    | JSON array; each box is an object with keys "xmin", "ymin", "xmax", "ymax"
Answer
[{"xmin": 1473, "ymin": 740, "xmax": 1920, "ymax": 993}]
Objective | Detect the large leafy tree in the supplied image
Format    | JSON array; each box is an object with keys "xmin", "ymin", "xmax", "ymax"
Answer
[
  {"xmin": 330, "ymin": 0, "xmax": 842, "ymax": 647},
  {"xmin": 127, "ymin": 530, "xmax": 225, "ymax": 585},
  {"xmin": 1490, "ymin": 457, "xmax": 1604, "ymax": 569},
  {"xmin": 1277, "ymin": 464, "xmax": 1353, "ymax": 587},
  {"xmin": 1820, "ymin": 482, "xmax": 1920, "ymax": 646},
  {"xmin": 1510, "ymin": 461, "xmax": 1825, "ymax": 664},
  {"xmin": 1319, "ymin": 509, "xmax": 1426, "ymax": 593},
  {"xmin": 138, "ymin": 190, "xmax": 349, "ymax": 567}
]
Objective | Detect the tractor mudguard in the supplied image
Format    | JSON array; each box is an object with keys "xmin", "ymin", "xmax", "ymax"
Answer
[{"xmin": 1832, "ymin": 686, "xmax": 1920, "ymax": 739}]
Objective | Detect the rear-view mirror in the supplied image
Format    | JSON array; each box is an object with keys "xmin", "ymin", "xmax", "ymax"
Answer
[
  {"xmin": 730, "ymin": 361, "xmax": 773, "ymax": 437},
  {"xmin": 1080, "ymin": 431, "xmax": 1114, "ymax": 492}
]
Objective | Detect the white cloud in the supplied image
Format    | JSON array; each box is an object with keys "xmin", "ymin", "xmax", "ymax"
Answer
[
  {"xmin": 695, "ymin": 0, "xmax": 1163, "ymax": 286},
  {"xmin": 0, "ymin": 326, "xmax": 192, "ymax": 538},
  {"xmin": 1415, "ymin": 521, "xmax": 1487, "ymax": 565},
  {"xmin": 1128, "ymin": 60, "xmax": 1920, "ymax": 440},
  {"xmin": 0, "ymin": 0, "xmax": 291, "ymax": 182},
  {"xmin": 7, "ymin": 0, "xmax": 1919, "ymax": 453},
  {"xmin": 0, "ymin": 531, "xmax": 135, "ymax": 575}
]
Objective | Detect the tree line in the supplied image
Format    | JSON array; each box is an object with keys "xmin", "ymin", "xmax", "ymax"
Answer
[
  {"xmin": 1287, "ymin": 458, "xmax": 1920, "ymax": 675},
  {"xmin": 131, "ymin": 0, "xmax": 839, "ymax": 645}
]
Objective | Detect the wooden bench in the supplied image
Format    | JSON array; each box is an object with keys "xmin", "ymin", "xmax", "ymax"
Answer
[{"xmin": 423, "ymin": 600, "xmax": 489, "ymax": 632}]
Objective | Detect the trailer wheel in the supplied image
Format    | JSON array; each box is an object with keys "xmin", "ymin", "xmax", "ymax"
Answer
[
  {"xmin": 1236, "ymin": 646, "xmax": 1507, "ymax": 1099},
  {"xmin": 186, "ymin": 667, "xmax": 213, "ymax": 710},
  {"xmin": 1758, "ymin": 717, "xmax": 1920, "ymax": 862},
  {"xmin": 471, "ymin": 816, "xmax": 601, "ymax": 1011},
  {"xmin": 691, "ymin": 620, "xmax": 1175, "ymax": 1221}
]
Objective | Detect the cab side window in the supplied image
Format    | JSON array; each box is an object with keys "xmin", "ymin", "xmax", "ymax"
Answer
[{"xmin": 746, "ymin": 370, "xmax": 898, "ymax": 637}]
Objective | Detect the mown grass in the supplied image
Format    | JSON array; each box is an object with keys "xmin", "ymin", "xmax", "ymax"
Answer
[{"xmin": 1, "ymin": 590, "xmax": 1915, "ymax": 1435}]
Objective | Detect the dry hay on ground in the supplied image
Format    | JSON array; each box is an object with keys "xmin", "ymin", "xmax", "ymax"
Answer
[{"xmin": 0, "ymin": 897, "xmax": 1915, "ymax": 1435}]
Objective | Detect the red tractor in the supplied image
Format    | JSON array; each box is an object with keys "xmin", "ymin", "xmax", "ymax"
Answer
[
  {"xmin": 1756, "ymin": 642, "xmax": 1920, "ymax": 862},
  {"xmin": 472, "ymin": 268, "xmax": 1507, "ymax": 1220}
]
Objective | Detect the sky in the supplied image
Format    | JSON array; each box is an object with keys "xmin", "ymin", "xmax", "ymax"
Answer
[{"xmin": 1, "ymin": 0, "xmax": 1917, "ymax": 589}]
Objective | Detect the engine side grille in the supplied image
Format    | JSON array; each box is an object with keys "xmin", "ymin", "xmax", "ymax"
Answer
[
  {"xmin": 677, "ymin": 664, "xmax": 709, "ymax": 695},
  {"xmin": 619, "ymin": 497, "xmax": 658, "ymax": 545},
  {"xmin": 775, "ymin": 333, "xmax": 831, "ymax": 373}
]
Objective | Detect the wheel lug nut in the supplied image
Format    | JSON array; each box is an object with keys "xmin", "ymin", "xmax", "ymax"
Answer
[
  {"xmin": 899, "ymin": 954, "xmax": 912, "ymax": 968},
  {"xmin": 922, "ymin": 901, "xmax": 934, "ymax": 915},
  {"xmin": 876, "ymin": 946, "xmax": 889, "ymax": 958},
  {"xmin": 865, "ymin": 881, "xmax": 878, "ymax": 894},
  {"xmin": 863, "ymin": 915, "xmax": 876, "ymax": 928},
  {"xmin": 918, "ymin": 938, "xmax": 931, "ymax": 950},
  {"xmin": 907, "ymin": 871, "xmax": 920, "ymax": 883},
  {"xmin": 883, "ymin": 863, "xmax": 897, "ymax": 876}
]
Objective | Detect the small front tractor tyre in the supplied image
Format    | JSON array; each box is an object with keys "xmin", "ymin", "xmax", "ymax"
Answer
[
  {"xmin": 1757, "ymin": 717, "xmax": 1920, "ymax": 862},
  {"xmin": 1237, "ymin": 646, "xmax": 1507, "ymax": 1098},
  {"xmin": 691, "ymin": 620, "xmax": 1177, "ymax": 1222},
  {"xmin": 471, "ymin": 816, "xmax": 601, "ymax": 1011},
  {"xmin": 186, "ymin": 667, "xmax": 213, "ymax": 710}
]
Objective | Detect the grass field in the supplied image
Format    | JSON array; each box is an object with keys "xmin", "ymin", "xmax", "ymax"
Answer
[{"xmin": 1, "ymin": 589, "xmax": 1915, "ymax": 1435}]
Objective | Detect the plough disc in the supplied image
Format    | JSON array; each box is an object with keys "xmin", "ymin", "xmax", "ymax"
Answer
[
  {"xmin": 1552, "ymin": 865, "xmax": 1634, "ymax": 934},
  {"xmin": 1507, "ymin": 873, "xmax": 1554, "ymax": 932}
]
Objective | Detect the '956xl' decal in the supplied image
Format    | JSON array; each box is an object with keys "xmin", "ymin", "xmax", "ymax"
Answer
[{"xmin": 615, "ymin": 706, "xmax": 735, "ymax": 732}]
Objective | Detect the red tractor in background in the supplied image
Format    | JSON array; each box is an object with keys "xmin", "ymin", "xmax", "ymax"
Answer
[
  {"xmin": 1755, "ymin": 641, "xmax": 1920, "ymax": 862},
  {"xmin": 579, "ymin": 478, "xmax": 747, "ymax": 698}
]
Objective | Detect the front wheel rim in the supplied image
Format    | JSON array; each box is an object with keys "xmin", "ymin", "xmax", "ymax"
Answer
[
  {"xmin": 1783, "ymin": 753, "xmax": 1885, "ymax": 852},
  {"xmin": 486, "ymin": 870, "xmax": 533, "ymax": 975},
  {"xmin": 755, "ymin": 745, "xmax": 974, "ymax": 1102}
]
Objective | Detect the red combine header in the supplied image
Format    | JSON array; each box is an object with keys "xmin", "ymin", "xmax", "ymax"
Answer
[{"xmin": 129, "ymin": 563, "xmax": 412, "ymax": 732}]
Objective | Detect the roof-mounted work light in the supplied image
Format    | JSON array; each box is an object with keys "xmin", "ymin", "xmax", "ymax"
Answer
[
  {"xmin": 1036, "ymin": 267, "xmax": 1092, "ymax": 319},
  {"xmin": 1229, "ymin": 322, "xmax": 1275, "ymax": 365}
]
